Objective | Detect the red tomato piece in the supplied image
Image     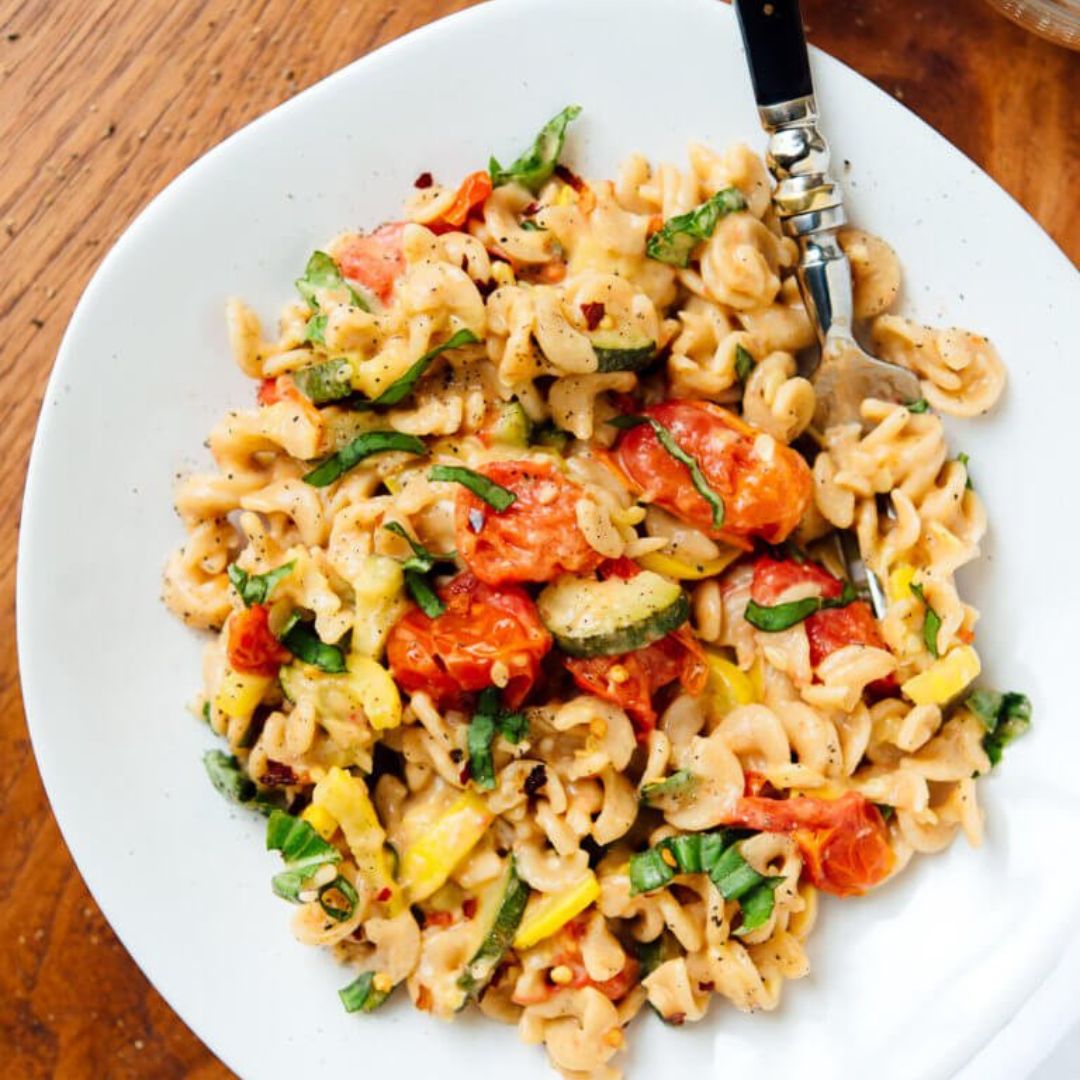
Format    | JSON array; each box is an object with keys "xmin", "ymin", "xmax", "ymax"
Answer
[
  {"xmin": 227, "ymin": 605, "xmax": 291, "ymax": 676},
  {"xmin": 614, "ymin": 400, "xmax": 812, "ymax": 545},
  {"xmin": 429, "ymin": 170, "xmax": 494, "ymax": 232},
  {"xmin": 386, "ymin": 572, "xmax": 552, "ymax": 709},
  {"xmin": 255, "ymin": 373, "xmax": 321, "ymax": 427},
  {"xmin": 750, "ymin": 555, "xmax": 844, "ymax": 606},
  {"xmin": 336, "ymin": 222, "xmax": 406, "ymax": 306},
  {"xmin": 454, "ymin": 460, "xmax": 604, "ymax": 586},
  {"xmin": 723, "ymin": 791, "xmax": 895, "ymax": 897},
  {"xmin": 565, "ymin": 627, "xmax": 707, "ymax": 736},
  {"xmin": 806, "ymin": 600, "xmax": 899, "ymax": 695}
]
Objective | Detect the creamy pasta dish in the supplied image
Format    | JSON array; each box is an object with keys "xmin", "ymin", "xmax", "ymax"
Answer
[{"xmin": 164, "ymin": 107, "xmax": 1030, "ymax": 1078}]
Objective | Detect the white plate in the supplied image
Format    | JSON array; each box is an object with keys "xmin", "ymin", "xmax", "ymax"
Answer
[{"xmin": 17, "ymin": 0, "xmax": 1080, "ymax": 1076}]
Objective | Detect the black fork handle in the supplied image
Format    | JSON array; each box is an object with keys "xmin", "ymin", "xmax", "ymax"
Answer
[{"xmin": 733, "ymin": 0, "xmax": 813, "ymax": 107}]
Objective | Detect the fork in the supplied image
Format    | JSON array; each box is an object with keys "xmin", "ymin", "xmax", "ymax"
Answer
[{"xmin": 733, "ymin": 0, "xmax": 920, "ymax": 614}]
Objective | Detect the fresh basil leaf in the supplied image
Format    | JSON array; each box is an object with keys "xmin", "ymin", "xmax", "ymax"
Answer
[
  {"xmin": 372, "ymin": 328, "xmax": 480, "ymax": 407},
  {"xmin": 489, "ymin": 104, "xmax": 582, "ymax": 193},
  {"xmin": 404, "ymin": 568, "xmax": 445, "ymax": 618},
  {"xmin": 304, "ymin": 312, "xmax": 328, "ymax": 345},
  {"xmin": 735, "ymin": 878, "xmax": 782, "ymax": 935},
  {"xmin": 708, "ymin": 843, "xmax": 763, "ymax": 900},
  {"xmin": 609, "ymin": 415, "xmax": 724, "ymax": 529},
  {"xmin": 303, "ymin": 430, "xmax": 426, "ymax": 487},
  {"xmin": 293, "ymin": 357, "xmax": 355, "ymax": 404},
  {"xmin": 467, "ymin": 711, "xmax": 497, "ymax": 790},
  {"xmin": 909, "ymin": 581, "xmax": 942, "ymax": 657},
  {"xmin": 318, "ymin": 875, "xmax": 360, "ymax": 922},
  {"xmin": 905, "ymin": 398, "xmax": 930, "ymax": 414},
  {"xmin": 429, "ymin": 464, "xmax": 516, "ymax": 511},
  {"xmin": 339, "ymin": 970, "xmax": 392, "ymax": 1014},
  {"xmin": 296, "ymin": 250, "xmax": 370, "ymax": 312},
  {"xmin": 966, "ymin": 688, "xmax": 1032, "ymax": 766},
  {"xmin": 532, "ymin": 422, "xmax": 570, "ymax": 452},
  {"xmin": 203, "ymin": 749, "xmax": 255, "ymax": 804},
  {"xmin": 497, "ymin": 709, "xmax": 528, "ymax": 744},
  {"xmin": 280, "ymin": 621, "xmax": 347, "ymax": 673},
  {"xmin": 735, "ymin": 344, "xmax": 756, "ymax": 384},
  {"xmin": 646, "ymin": 187, "xmax": 747, "ymax": 267},
  {"xmin": 744, "ymin": 595, "xmax": 822, "ymax": 631},
  {"xmin": 640, "ymin": 770, "xmax": 698, "ymax": 805},
  {"xmin": 383, "ymin": 521, "xmax": 450, "ymax": 574},
  {"xmin": 227, "ymin": 560, "xmax": 295, "ymax": 607},
  {"xmin": 266, "ymin": 809, "xmax": 341, "ymax": 902},
  {"xmin": 957, "ymin": 451, "xmax": 974, "ymax": 490},
  {"xmin": 629, "ymin": 847, "xmax": 675, "ymax": 896}
]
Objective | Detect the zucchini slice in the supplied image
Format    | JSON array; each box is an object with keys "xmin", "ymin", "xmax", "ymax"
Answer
[
  {"xmin": 457, "ymin": 858, "xmax": 530, "ymax": 1002},
  {"xmin": 292, "ymin": 357, "xmax": 355, "ymax": 404},
  {"xmin": 589, "ymin": 329, "xmax": 656, "ymax": 373},
  {"xmin": 538, "ymin": 571, "xmax": 689, "ymax": 657},
  {"xmin": 485, "ymin": 400, "xmax": 533, "ymax": 447}
]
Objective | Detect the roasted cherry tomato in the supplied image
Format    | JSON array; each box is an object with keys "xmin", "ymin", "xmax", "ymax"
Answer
[
  {"xmin": 751, "ymin": 554, "xmax": 844, "ymax": 605},
  {"xmin": 615, "ymin": 400, "xmax": 812, "ymax": 544},
  {"xmin": 429, "ymin": 170, "xmax": 494, "ymax": 232},
  {"xmin": 724, "ymin": 791, "xmax": 895, "ymax": 897},
  {"xmin": 227, "ymin": 604, "xmax": 291, "ymax": 676},
  {"xmin": 565, "ymin": 627, "xmax": 706, "ymax": 736},
  {"xmin": 337, "ymin": 222, "xmax": 406, "ymax": 306},
  {"xmin": 455, "ymin": 460, "xmax": 604, "ymax": 586},
  {"xmin": 386, "ymin": 572, "xmax": 551, "ymax": 709}
]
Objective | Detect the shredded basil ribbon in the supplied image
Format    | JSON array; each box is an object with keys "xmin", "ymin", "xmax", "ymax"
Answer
[
  {"xmin": 909, "ymin": 581, "xmax": 942, "ymax": 658},
  {"xmin": 371, "ymin": 328, "xmax": 480, "ymax": 407},
  {"xmin": 957, "ymin": 451, "xmax": 974, "ymax": 490},
  {"xmin": 339, "ymin": 970, "xmax": 393, "ymax": 1014},
  {"xmin": 609, "ymin": 414, "xmax": 725, "ymax": 529},
  {"xmin": 646, "ymin": 187, "xmax": 747, "ymax": 267},
  {"xmin": 639, "ymin": 769, "xmax": 697, "ymax": 805},
  {"xmin": 293, "ymin": 357, "xmax": 354, "ymax": 404},
  {"xmin": 279, "ymin": 618, "xmax": 347, "ymax": 673},
  {"xmin": 467, "ymin": 688, "xmax": 528, "ymax": 790},
  {"xmin": 744, "ymin": 580, "xmax": 857, "ymax": 632},
  {"xmin": 628, "ymin": 830, "xmax": 783, "ymax": 934},
  {"xmin": 966, "ymin": 688, "xmax": 1032, "ymax": 767},
  {"xmin": 266, "ymin": 809, "xmax": 342, "ymax": 902},
  {"xmin": 296, "ymin": 250, "xmax": 370, "ymax": 313},
  {"xmin": 489, "ymin": 104, "xmax": 582, "ymax": 193},
  {"xmin": 428, "ymin": 464, "xmax": 517, "ymax": 511},
  {"xmin": 303, "ymin": 430, "xmax": 425, "ymax": 487},
  {"xmin": 905, "ymin": 397, "xmax": 930, "ymax": 414},
  {"xmin": 227, "ymin": 560, "xmax": 295, "ymax": 607},
  {"xmin": 203, "ymin": 750, "xmax": 286, "ymax": 816},
  {"xmin": 734, "ymin": 344, "xmax": 757, "ymax": 384},
  {"xmin": 383, "ymin": 522, "xmax": 457, "ymax": 618}
]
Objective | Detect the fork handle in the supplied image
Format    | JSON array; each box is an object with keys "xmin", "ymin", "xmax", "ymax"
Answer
[{"xmin": 733, "ymin": 0, "xmax": 854, "ymax": 342}]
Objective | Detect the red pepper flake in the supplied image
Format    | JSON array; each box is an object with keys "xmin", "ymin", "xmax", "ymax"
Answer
[
  {"xmin": 414, "ymin": 171, "xmax": 434, "ymax": 189},
  {"xmin": 522, "ymin": 201, "xmax": 541, "ymax": 217},
  {"xmin": 698, "ymin": 981, "xmax": 715, "ymax": 992},
  {"xmin": 416, "ymin": 985, "xmax": 432, "ymax": 1011},
  {"xmin": 422, "ymin": 909, "xmax": 454, "ymax": 929},
  {"xmin": 554, "ymin": 164, "xmax": 586, "ymax": 192},
  {"xmin": 458, "ymin": 763, "xmax": 472, "ymax": 785},
  {"xmin": 580, "ymin": 301, "xmax": 605, "ymax": 331},
  {"xmin": 667, "ymin": 1012, "xmax": 687, "ymax": 1026},
  {"xmin": 376, "ymin": 887, "xmax": 392, "ymax": 902},
  {"xmin": 261, "ymin": 760, "xmax": 297, "ymax": 787},
  {"xmin": 462, "ymin": 897, "xmax": 478, "ymax": 920}
]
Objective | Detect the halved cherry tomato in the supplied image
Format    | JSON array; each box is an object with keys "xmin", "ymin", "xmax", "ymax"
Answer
[
  {"xmin": 255, "ymin": 373, "xmax": 321, "ymax": 428},
  {"xmin": 386, "ymin": 572, "xmax": 551, "ymax": 709},
  {"xmin": 512, "ymin": 920, "xmax": 638, "ymax": 1005},
  {"xmin": 336, "ymin": 222, "xmax": 406, "ymax": 306},
  {"xmin": 615, "ymin": 400, "xmax": 812, "ymax": 545},
  {"xmin": 751, "ymin": 554, "xmax": 844, "ymax": 605},
  {"xmin": 429, "ymin": 170, "xmax": 493, "ymax": 233},
  {"xmin": 227, "ymin": 605, "xmax": 291, "ymax": 676},
  {"xmin": 565, "ymin": 627, "xmax": 706, "ymax": 736},
  {"xmin": 723, "ymin": 791, "xmax": 895, "ymax": 897},
  {"xmin": 454, "ymin": 460, "xmax": 604, "ymax": 586}
]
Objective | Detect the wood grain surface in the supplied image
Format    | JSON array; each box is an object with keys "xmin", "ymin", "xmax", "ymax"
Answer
[{"xmin": 0, "ymin": 0, "xmax": 1076, "ymax": 1076}]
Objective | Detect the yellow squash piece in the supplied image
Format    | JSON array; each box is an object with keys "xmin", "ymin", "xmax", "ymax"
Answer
[
  {"xmin": 888, "ymin": 563, "xmax": 916, "ymax": 605},
  {"xmin": 638, "ymin": 548, "xmax": 742, "ymax": 581},
  {"xmin": 704, "ymin": 649, "xmax": 757, "ymax": 719},
  {"xmin": 514, "ymin": 871, "xmax": 600, "ymax": 951},
  {"xmin": 399, "ymin": 790, "xmax": 493, "ymax": 903},
  {"xmin": 312, "ymin": 767, "xmax": 402, "ymax": 912},
  {"xmin": 213, "ymin": 668, "xmax": 272, "ymax": 721},
  {"xmin": 351, "ymin": 555, "xmax": 408, "ymax": 659},
  {"xmin": 347, "ymin": 656, "xmax": 402, "ymax": 730},
  {"xmin": 902, "ymin": 645, "xmax": 981, "ymax": 706},
  {"xmin": 301, "ymin": 803, "xmax": 338, "ymax": 841}
]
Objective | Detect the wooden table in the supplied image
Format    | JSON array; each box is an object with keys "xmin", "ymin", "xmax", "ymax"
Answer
[{"xmin": 1, "ymin": 0, "xmax": 1076, "ymax": 1075}]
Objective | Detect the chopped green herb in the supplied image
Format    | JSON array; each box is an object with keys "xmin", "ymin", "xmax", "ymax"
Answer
[
  {"xmin": 304, "ymin": 312, "xmax": 328, "ymax": 345},
  {"xmin": 203, "ymin": 749, "xmax": 255, "ymax": 804},
  {"xmin": 906, "ymin": 398, "xmax": 930, "ymax": 414},
  {"xmin": 296, "ymin": 250, "xmax": 370, "ymax": 313},
  {"xmin": 966, "ymin": 688, "xmax": 1032, "ymax": 766},
  {"xmin": 640, "ymin": 770, "xmax": 698, "ymax": 805},
  {"xmin": 734, "ymin": 344, "xmax": 756, "ymax": 384},
  {"xmin": 404, "ymin": 569, "xmax": 445, "ymax": 618},
  {"xmin": 519, "ymin": 219, "xmax": 547, "ymax": 232},
  {"xmin": 382, "ymin": 522, "xmax": 455, "ymax": 617},
  {"xmin": 489, "ymin": 104, "xmax": 582, "ymax": 193},
  {"xmin": 339, "ymin": 970, "xmax": 392, "ymax": 1013},
  {"xmin": 875, "ymin": 803, "xmax": 895, "ymax": 821},
  {"xmin": 532, "ymin": 422, "xmax": 570, "ymax": 452},
  {"xmin": 266, "ymin": 809, "xmax": 342, "ymax": 902},
  {"xmin": 371, "ymin": 328, "xmax": 480, "ymax": 407},
  {"xmin": 280, "ymin": 621, "xmax": 347, "ymax": 673},
  {"xmin": 429, "ymin": 464, "xmax": 516, "ymax": 511},
  {"xmin": 318, "ymin": 875, "xmax": 360, "ymax": 922},
  {"xmin": 466, "ymin": 688, "xmax": 529, "ymax": 790},
  {"xmin": 957, "ymin": 451, "xmax": 974, "ymax": 490},
  {"xmin": 609, "ymin": 415, "xmax": 724, "ymax": 529},
  {"xmin": 382, "ymin": 522, "xmax": 455, "ymax": 574},
  {"xmin": 227, "ymin": 560, "xmax": 295, "ymax": 607},
  {"xmin": 744, "ymin": 580, "xmax": 857, "ymax": 632},
  {"xmin": 645, "ymin": 187, "xmax": 747, "ymax": 267},
  {"xmin": 303, "ymin": 430, "xmax": 426, "ymax": 487},
  {"xmin": 293, "ymin": 357, "xmax": 355, "ymax": 404},
  {"xmin": 909, "ymin": 581, "xmax": 942, "ymax": 657},
  {"xmin": 201, "ymin": 701, "xmax": 212, "ymax": 723}
]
